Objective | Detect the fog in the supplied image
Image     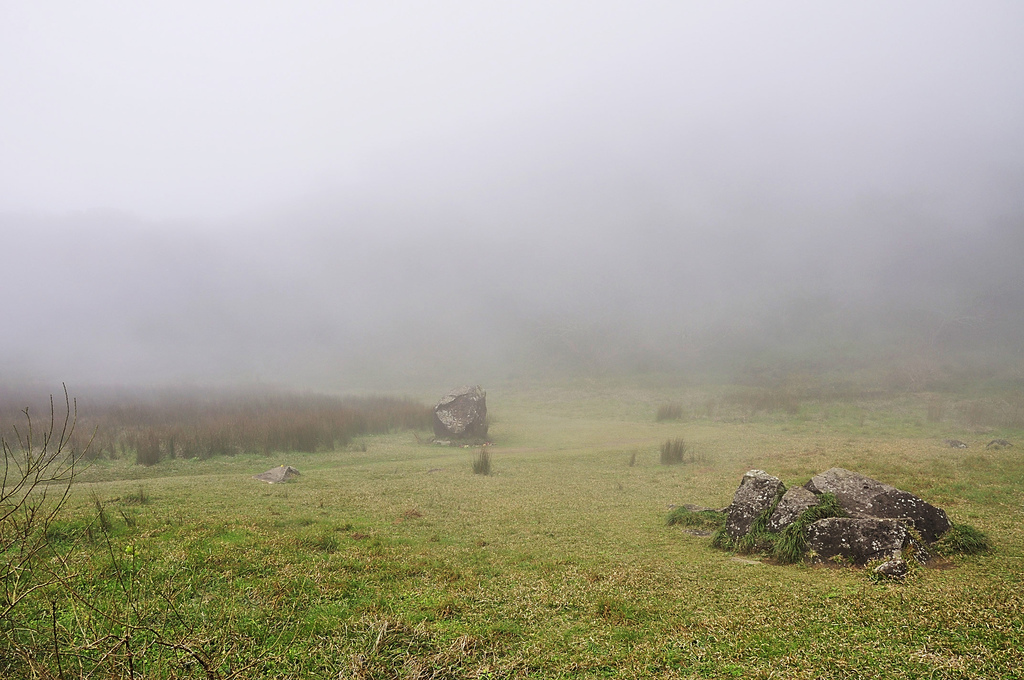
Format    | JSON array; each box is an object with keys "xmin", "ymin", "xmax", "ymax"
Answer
[{"xmin": 2, "ymin": 3, "xmax": 1023, "ymax": 392}]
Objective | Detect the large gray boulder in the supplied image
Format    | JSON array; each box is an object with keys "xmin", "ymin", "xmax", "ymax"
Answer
[
  {"xmin": 805, "ymin": 467, "xmax": 951, "ymax": 542},
  {"xmin": 805, "ymin": 517, "xmax": 926, "ymax": 565},
  {"xmin": 725, "ymin": 470, "xmax": 786, "ymax": 538},
  {"xmin": 767, "ymin": 486, "xmax": 821, "ymax": 532},
  {"xmin": 432, "ymin": 385, "xmax": 488, "ymax": 440}
]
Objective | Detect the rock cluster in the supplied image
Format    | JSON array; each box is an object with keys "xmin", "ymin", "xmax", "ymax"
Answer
[{"xmin": 723, "ymin": 467, "xmax": 951, "ymax": 571}]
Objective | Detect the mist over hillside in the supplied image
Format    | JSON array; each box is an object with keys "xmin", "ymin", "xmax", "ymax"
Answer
[
  {"xmin": 3, "ymin": 170, "xmax": 1022, "ymax": 391},
  {"xmin": 2, "ymin": 3, "xmax": 1022, "ymax": 392}
]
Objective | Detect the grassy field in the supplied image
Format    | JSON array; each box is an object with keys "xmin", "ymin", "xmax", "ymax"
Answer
[{"xmin": 5, "ymin": 381, "xmax": 1024, "ymax": 678}]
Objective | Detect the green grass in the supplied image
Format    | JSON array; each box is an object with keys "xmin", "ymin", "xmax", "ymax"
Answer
[
  {"xmin": 4, "ymin": 382, "xmax": 1024, "ymax": 678},
  {"xmin": 665, "ymin": 507, "xmax": 725, "ymax": 530},
  {"xmin": 933, "ymin": 523, "xmax": 993, "ymax": 556}
]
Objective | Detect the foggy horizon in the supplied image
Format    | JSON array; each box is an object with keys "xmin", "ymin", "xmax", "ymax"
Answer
[{"xmin": 2, "ymin": 3, "xmax": 1023, "ymax": 392}]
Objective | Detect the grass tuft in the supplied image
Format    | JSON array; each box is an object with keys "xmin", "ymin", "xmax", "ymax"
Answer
[
  {"xmin": 710, "ymin": 526, "xmax": 732, "ymax": 550},
  {"xmin": 472, "ymin": 448, "xmax": 491, "ymax": 475},
  {"xmin": 932, "ymin": 523, "xmax": 992, "ymax": 556},
  {"xmin": 656, "ymin": 403, "xmax": 684, "ymax": 421},
  {"xmin": 659, "ymin": 438, "xmax": 693, "ymax": 465},
  {"xmin": 666, "ymin": 507, "xmax": 725, "ymax": 530}
]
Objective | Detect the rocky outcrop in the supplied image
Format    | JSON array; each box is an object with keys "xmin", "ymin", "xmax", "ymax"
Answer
[
  {"xmin": 805, "ymin": 517, "xmax": 924, "ymax": 565},
  {"xmin": 725, "ymin": 470, "xmax": 786, "ymax": 538},
  {"xmin": 767, "ymin": 486, "xmax": 820, "ymax": 533},
  {"xmin": 432, "ymin": 385, "xmax": 488, "ymax": 441},
  {"xmin": 707, "ymin": 467, "xmax": 954, "ymax": 574},
  {"xmin": 805, "ymin": 467, "xmax": 951, "ymax": 542}
]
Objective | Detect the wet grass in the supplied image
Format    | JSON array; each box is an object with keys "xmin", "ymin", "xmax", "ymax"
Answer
[{"xmin": 4, "ymin": 383, "xmax": 1024, "ymax": 678}]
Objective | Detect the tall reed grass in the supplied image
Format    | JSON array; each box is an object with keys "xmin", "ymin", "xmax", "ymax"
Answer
[{"xmin": 1, "ymin": 387, "xmax": 432, "ymax": 465}]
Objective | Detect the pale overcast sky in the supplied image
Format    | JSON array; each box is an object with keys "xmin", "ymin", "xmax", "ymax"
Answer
[{"xmin": 2, "ymin": 2, "xmax": 1022, "ymax": 222}]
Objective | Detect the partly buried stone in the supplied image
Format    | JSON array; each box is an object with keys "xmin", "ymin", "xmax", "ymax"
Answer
[
  {"xmin": 253, "ymin": 465, "xmax": 300, "ymax": 484},
  {"xmin": 805, "ymin": 467, "xmax": 951, "ymax": 542},
  {"xmin": 767, "ymin": 486, "xmax": 821, "ymax": 532},
  {"xmin": 432, "ymin": 385, "xmax": 488, "ymax": 441},
  {"xmin": 873, "ymin": 557, "xmax": 909, "ymax": 580},
  {"xmin": 806, "ymin": 517, "xmax": 922, "ymax": 565},
  {"xmin": 725, "ymin": 470, "xmax": 786, "ymax": 539}
]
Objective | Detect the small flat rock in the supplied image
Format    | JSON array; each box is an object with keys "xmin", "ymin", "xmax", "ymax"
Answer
[
  {"xmin": 253, "ymin": 465, "xmax": 301, "ymax": 484},
  {"xmin": 725, "ymin": 470, "xmax": 786, "ymax": 539},
  {"xmin": 873, "ymin": 558, "xmax": 910, "ymax": 580}
]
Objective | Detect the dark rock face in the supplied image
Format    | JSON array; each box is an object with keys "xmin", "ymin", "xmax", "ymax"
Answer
[
  {"xmin": 805, "ymin": 467, "xmax": 951, "ymax": 542},
  {"xmin": 806, "ymin": 517, "xmax": 920, "ymax": 565},
  {"xmin": 725, "ymin": 470, "xmax": 786, "ymax": 538},
  {"xmin": 432, "ymin": 385, "xmax": 488, "ymax": 440},
  {"xmin": 767, "ymin": 486, "xmax": 820, "ymax": 532}
]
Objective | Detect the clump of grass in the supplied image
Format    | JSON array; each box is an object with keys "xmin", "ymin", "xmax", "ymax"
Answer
[
  {"xmin": 472, "ymin": 448, "xmax": 491, "ymax": 475},
  {"xmin": 771, "ymin": 493, "xmax": 847, "ymax": 564},
  {"xmin": 771, "ymin": 523, "xmax": 805, "ymax": 564},
  {"xmin": 656, "ymin": 403, "xmax": 684, "ymax": 422},
  {"xmin": 710, "ymin": 526, "xmax": 731, "ymax": 550},
  {"xmin": 735, "ymin": 515, "xmax": 775, "ymax": 554},
  {"xmin": 666, "ymin": 507, "xmax": 725, "ymax": 530},
  {"xmin": 659, "ymin": 438, "xmax": 708, "ymax": 465},
  {"xmin": 932, "ymin": 523, "xmax": 992, "ymax": 556},
  {"xmin": 660, "ymin": 438, "xmax": 687, "ymax": 465}
]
